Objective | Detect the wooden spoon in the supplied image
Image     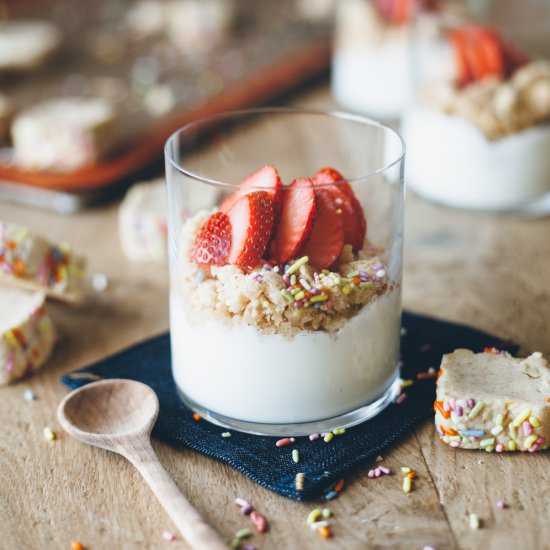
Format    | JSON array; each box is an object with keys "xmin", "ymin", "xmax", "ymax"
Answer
[{"xmin": 57, "ymin": 378, "xmax": 227, "ymax": 550}]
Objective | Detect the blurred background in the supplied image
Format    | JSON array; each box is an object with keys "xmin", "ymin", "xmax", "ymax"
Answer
[{"xmin": 0, "ymin": 0, "xmax": 549, "ymax": 215}]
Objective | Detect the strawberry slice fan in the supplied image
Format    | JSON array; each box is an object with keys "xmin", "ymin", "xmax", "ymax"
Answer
[
  {"xmin": 192, "ymin": 165, "xmax": 368, "ymax": 273},
  {"xmin": 449, "ymin": 24, "xmax": 529, "ymax": 87}
]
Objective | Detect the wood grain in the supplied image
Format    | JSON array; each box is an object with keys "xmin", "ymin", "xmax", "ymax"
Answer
[
  {"xmin": 0, "ymin": 87, "xmax": 549, "ymax": 549},
  {"xmin": 57, "ymin": 379, "xmax": 227, "ymax": 550}
]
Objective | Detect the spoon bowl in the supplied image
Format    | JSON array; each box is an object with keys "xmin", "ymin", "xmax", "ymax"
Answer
[
  {"xmin": 57, "ymin": 378, "xmax": 227, "ymax": 550},
  {"xmin": 59, "ymin": 379, "xmax": 158, "ymax": 447}
]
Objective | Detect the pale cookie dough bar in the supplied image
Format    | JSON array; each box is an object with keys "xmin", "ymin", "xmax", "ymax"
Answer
[
  {"xmin": 0, "ymin": 94, "xmax": 13, "ymax": 142},
  {"xmin": 11, "ymin": 97, "xmax": 118, "ymax": 172},
  {"xmin": 0, "ymin": 287, "xmax": 56, "ymax": 384},
  {"xmin": 118, "ymin": 180, "xmax": 167, "ymax": 262},
  {"xmin": 0, "ymin": 222, "xmax": 85, "ymax": 303},
  {"xmin": 435, "ymin": 349, "xmax": 550, "ymax": 452},
  {"xmin": 0, "ymin": 20, "xmax": 61, "ymax": 72}
]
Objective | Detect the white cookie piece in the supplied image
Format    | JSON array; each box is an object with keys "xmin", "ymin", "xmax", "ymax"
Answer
[
  {"xmin": 435, "ymin": 349, "xmax": 550, "ymax": 452},
  {"xmin": 119, "ymin": 180, "xmax": 167, "ymax": 262},
  {"xmin": 0, "ymin": 222, "xmax": 86, "ymax": 303},
  {"xmin": 0, "ymin": 287, "xmax": 55, "ymax": 385},
  {"xmin": 11, "ymin": 97, "xmax": 118, "ymax": 172},
  {"xmin": 0, "ymin": 20, "xmax": 61, "ymax": 72},
  {"xmin": 0, "ymin": 94, "xmax": 13, "ymax": 142}
]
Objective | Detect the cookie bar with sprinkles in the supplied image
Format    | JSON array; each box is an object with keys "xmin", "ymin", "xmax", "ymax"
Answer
[
  {"xmin": 435, "ymin": 349, "xmax": 550, "ymax": 452},
  {"xmin": 118, "ymin": 179, "xmax": 167, "ymax": 262},
  {"xmin": 0, "ymin": 221, "xmax": 86, "ymax": 303},
  {"xmin": 0, "ymin": 287, "xmax": 56, "ymax": 384}
]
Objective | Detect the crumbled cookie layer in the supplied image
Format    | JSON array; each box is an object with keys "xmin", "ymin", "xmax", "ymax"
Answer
[
  {"xmin": 424, "ymin": 60, "xmax": 550, "ymax": 140},
  {"xmin": 179, "ymin": 211, "xmax": 394, "ymax": 338}
]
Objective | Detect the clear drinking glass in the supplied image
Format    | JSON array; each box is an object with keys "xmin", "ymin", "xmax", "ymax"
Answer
[
  {"xmin": 165, "ymin": 108, "xmax": 405, "ymax": 436},
  {"xmin": 403, "ymin": 0, "xmax": 550, "ymax": 211}
]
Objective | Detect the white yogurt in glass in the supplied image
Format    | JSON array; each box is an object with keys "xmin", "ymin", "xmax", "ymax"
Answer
[
  {"xmin": 402, "ymin": 105, "xmax": 550, "ymax": 210},
  {"xmin": 170, "ymin": 289, "xmax": 401, "ymax": 426}
]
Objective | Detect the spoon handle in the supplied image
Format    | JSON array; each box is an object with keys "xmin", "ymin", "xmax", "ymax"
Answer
[{"xmin": 125, "ymin": 439, "xmax": 227, "ymax": 550}]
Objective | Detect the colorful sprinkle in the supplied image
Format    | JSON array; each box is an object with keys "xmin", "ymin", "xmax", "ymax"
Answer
[
  {"xmin": 276, "ymin": 437, "xmax": 295, "ymax": 447},
  {"xmin": 333, "ymin": 427, "xmax": 346, "ymax": 435},
  {"xmin": 221, "ymin": 432, "xmax": 232, "ymax": 438},
  {"xmin": 317, "ymin": 525, "xmax": 332, "ymax": 539},
  {"xmin": 468, "ymin": 401, "xmax": 485, "ymax": 419},
  {"xmin": 162, "ymin": 531, "xmax": 176, "ymax": 541},
  {"xmin": 292, "ymin": 449, "xmax": 300, "ymax": 463},
  {"xmin": 322, "ymin": 508, "xmax": 331, "ymax": 518},
  {"xmin": 71, "ymin": 542, "xmax": 84, "ymax": 550},
  {"xmin": 323, "ymin": 433, "xmax": 334, "ymax": 443},
  {"xmin": 524, "ymin": 434, "xmax": 538, "ymax": 449},
  {"xmin": 309, "ymin": 433, "xmax": 320, "ymax": 441},
  {"xmin": 250, "ymin": 510, "xmax": 267, "ymax": 533},
  {"xmin": 459, "ymin": 429, "xmax": 485, "ymax": 438},
  {"xmin": 192, "ymin": 412, "xmax": 201, "ymax": 421},
  {"xmin": 529, "ymin": 416, "xmax": 541, "ymax": 428},
  {"xmin": 295, "ymin": 472, "xmax": 305, "ymax": 491},
  {"xmin": 24, "ymin": 389, "xmax": 36, "ymax": 401},
  {"xmin": 402, "ymin": 476, "xmax": 412, "ymax": 493},
  {"xmin": 235, "ymin": 528, "xmax": 252, "ymax": 539},
  {"xmin": 469, "ymin": 513, "xmax": 480, "ymax": 530},
  {"xmin": 286, "ymin": 256, "xmax": 309, "ymax": 275},
  {"xmin": 43, "ymin": 427, "xmax": 56, "ymax": 441},
  {"xmin": 324, "ymin": 490, "xmax": 338, "ymax": 501},
  {"xmin": 307, "ymin": 509, "xmax": 322, "ymax": 525},
  {"xmin": 511, "ymin": 409, "xmax": 531, "ymax": 427},
  {"xmin": 334, "ymin": 479, "xmax": 345, "ymax": 493},
  {"xmin": 310, "ymin": 520, "xmax": 329, "ymax": 530},
  {"xmin": 496, "ymin": 500, "xmax": 507, "ymax": 509},
  {"xmin": 376, "ymin": 455, "xmax": 384, "ymax": 462}
]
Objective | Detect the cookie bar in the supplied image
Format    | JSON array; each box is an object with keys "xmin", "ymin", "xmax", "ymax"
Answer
[
  {"xmin": 118, "ymin": 180, "xmax": 167, "ymax": 262},
  {"xmin": 11, "ymin": 97, "xmax": 118, "ymax": 171},
  {"xmin": 0, "ymin": 222, "xmax": 86, "ymax": 303},
  {"xmin": 0, "ymin": 287, "xmax": 56, "ymax": 385},
  {"xmin": 0, "ymin": 20, "xmax": 61, "ymax": 72},
  {"xmin": 435, "ymin": 349, "xmax": 550, "ymax": 452}
]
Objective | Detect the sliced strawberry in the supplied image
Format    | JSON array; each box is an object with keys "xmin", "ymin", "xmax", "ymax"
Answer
[
  {"xmin": 299, "ymin": 188, "xmax": 344, "ymax": 270},
  {"xmin": 312, "ymin": 167, "xmax": 366, "ymax": 251},
  {"xmin": 461, "ymin": 28, "xmax": 486, "ymax": 82},
  {"xmin": 227, "ymin": 191, "xmax": 275, "ymax": 271},
  {"xmin": 220, "ymin": 165, "xmax": 282, "ymax": 214},
  {"xmin": 391, "ymin": 0, "xmax": 413, "ymax": 25},
  {"xmin": 450, "ymin": 29, "xmax": 472, "ymax": 87},
  {"xmin": 478, "ymin": 28, "xmax": 504, "ymax": 79},
  {"xmin": 189, "ymin": 211, "xmax": 232, "ymax": 267},
  {"xmin": 268, "ymin": 178, "xmax": 316, "ymax": 264}
]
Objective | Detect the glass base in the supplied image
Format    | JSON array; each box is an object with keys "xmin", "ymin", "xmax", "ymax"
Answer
[{"xmin": 176, "ymin": 374, "xmax": 401, "ymax": 436}]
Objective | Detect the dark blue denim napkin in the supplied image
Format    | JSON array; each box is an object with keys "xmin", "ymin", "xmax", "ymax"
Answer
[{"xmin": 61, "ymin": 311, "xmax": 517, "ymax": 501}]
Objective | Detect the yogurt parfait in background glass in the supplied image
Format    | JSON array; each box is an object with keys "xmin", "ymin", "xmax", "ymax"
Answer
[
  {"xmin": 165, "ymin": 108, "xmax": 405, "ymax": 436},
  {"xmin": 402, "ymin": 0, "xmax": 550, "ymax": 211}
]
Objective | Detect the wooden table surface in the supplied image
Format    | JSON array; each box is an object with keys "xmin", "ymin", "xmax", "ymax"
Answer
[{"xmin": 1, "ymin": 87, "xmax": 550, "ymax": 550}]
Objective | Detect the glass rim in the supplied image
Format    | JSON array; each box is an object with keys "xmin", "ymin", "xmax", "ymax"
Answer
[{"xmin": 164, "ymin": 107, "xmax": 406, "ymax": 190}]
